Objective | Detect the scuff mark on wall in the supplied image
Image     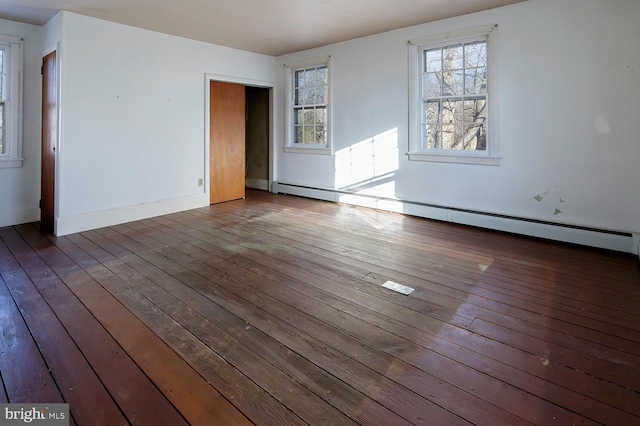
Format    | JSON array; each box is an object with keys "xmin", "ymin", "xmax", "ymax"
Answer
[{"xmin": 554, "ymin": 208, "xmax": 562, "ymax": 215}]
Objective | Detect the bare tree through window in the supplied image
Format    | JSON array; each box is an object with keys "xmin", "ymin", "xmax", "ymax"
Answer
[
  {"xmin": 293, "ymin": 66, "xmax": 328, "ymax": 145},
  {"xmin": 423, "ymin": 40, "xmax": 487, "ymax": 150}
]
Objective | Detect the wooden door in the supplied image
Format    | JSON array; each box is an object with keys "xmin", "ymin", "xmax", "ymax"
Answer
[
  {"xmin": 209, "ymin": 81, "xmax": 245, "ymax": 204},
  {"xmin": 41, "ymin": 51, "xmax": 57, "ymax": 233}
]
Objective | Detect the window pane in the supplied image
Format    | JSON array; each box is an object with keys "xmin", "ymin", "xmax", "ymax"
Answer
[
  {"xmin": 463, "ymin": 99, "xmax": 487, "ymax": 122},
  {"xmin": 295, "ymin": 126, "xmax": 303, "ymax": 144},
  {"xmin": 443, "ymin": 45, "xmax": 463, "ymax": 70},
  {"xmin": 426, "ymin": 124, "xmax": 440, "ymax": 149},
  {"xmin": 296, "ymin": 69, "xmax": 312, "ymax": 105},
  {"xmin": 0, "ymin": 49, "xmax": 4, "ymax": 99},
  {"xmin": 442, "ymin": 100, "xmax": 463, "ymax": 124},
  {"xmin": 308, "ymin": 86, "xmax": 317, "ymax": 104},
  {"xmin": 463, "ymin": 123, "xmax": 487, "ymax": 150},
  {"xmin": 465, "ymin": 67, "xmax": 487, "ymax": 95},
  {"xmin": 316, "ymin": 82, "xmax": 326, "ymax": 104},
  {"xmin": 425, "ymin": 101, "xmax": 440, "ymax": 124},
  {"xmin": 316, "ymin": 66, "xmax": 327, "ymax": 85},
  {"xmin": 424, "ymin": 72, "xmax": 441, "ymax": 97},
  {"xmin": 315, "ymin": 67, "xmax": 327, "ymax": 104},
  {"xmin": 315, "ymin": 108, "xmax": 326, "ymax": 126},
  {"xmin": 425, "ymin": 48, "xmax": 441, "ymax": 72},
  {"xmin": 303, "ymin": 125, "xmax": 314, "ymax": 144},
  {"xmin": 295, "ymin": 70, "xmax": 303, "ymax": 89},
  {"xmin": 303, "ymin": 109, "xmax": 314, "ymax": 125},
  {"xmin": 0, "ymin": 102, "xmax": 4, "ymax": 154},
  {"xmin": 314, "ymin": 125, "xmax": 327, "ymax": 145},
  {"xmin": 294, "ymin": 88, "xmax": 301, "ymax": 105},
  {"xmin": 298, "ymin": 87, "xmax": 310, "ymax": 105},
  {"xmin": 441, "ymin": 123, "xmax": 462, "ymax": 149},
  {"xmin": 465, "ymin": 41, "xmax": 486, "ymax": 68},
  {"xmin": 442, "ymin": 70, "xmax": 463, "ymax": 96},
  {"xmin": 302, "ymin": 86, "xmax": 314, "ymax": 105}
]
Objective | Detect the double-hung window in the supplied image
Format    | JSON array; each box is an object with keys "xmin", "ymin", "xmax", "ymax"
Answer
[
  {"xmin": 409, "ymin": 25, "xmax": 499, "ymax": 165},
  {"xmin": 284, "ymin": 57, "xmax": 331, "ymax": 154},
  {"xmin": 0, "ymin": 35, "xmax": 23, "ymax": 168}
]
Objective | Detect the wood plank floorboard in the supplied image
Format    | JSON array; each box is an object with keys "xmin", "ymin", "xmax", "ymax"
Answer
[
  {"xmin": 152, "ymin": 209, "xmax": 628, "ymax": 422},
  {"xmin": 15, "ymin": 225, "xmax": 249, "ymax": 426},
  {"xmin": 0, "ymin": 189, "xmax": 639, "ymax": 425},
  {"xmin": 0, "ymin": 272, "xmax": 63, "ymax": 404},
  {"xmin": 152, "ymin": 209, "xmax": 640, "ymax": 415},
  {"xmin": 211, "ymin": 205, "xmax": 640, "ymax": 355},
  {"xmin": 0, "ymin": 229, "xmax": 128, "ymax": 425},
  {"xmin": 91, "ymin": 226, "xmax": 460, "ymax": 423},
  {"xmin": 10, "ymin": 225, "xmax": 189, "ymax": 426},
  {"xmin": 108, "ymin": 222, "xmax": 521, "ymax": 425}
]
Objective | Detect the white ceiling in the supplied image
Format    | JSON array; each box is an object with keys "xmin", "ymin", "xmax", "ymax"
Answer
[{"xmin": 0, "ymin": 0, "xmax": 527, "ymax": 56}]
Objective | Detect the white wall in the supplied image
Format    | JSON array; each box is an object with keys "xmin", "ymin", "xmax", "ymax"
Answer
[
  {"xmin": 275, "ymin": 0, "xmax": 640, "ymax": 239},
  {"xmin": 56, "ymin": 12, "xmax": 276, "ymax": 235},
  {"xmin": 42, "ymin": 12, "xmax": 60, "ymax": 53},
  {"xmin": 0, "ymin": 19, "xmax": 42, "ymax": 227}
]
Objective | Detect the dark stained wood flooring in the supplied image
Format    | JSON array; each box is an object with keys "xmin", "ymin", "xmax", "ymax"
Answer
[{"xmin": 1, "ymin": 189, "xmax": 639, "ymax": 425}]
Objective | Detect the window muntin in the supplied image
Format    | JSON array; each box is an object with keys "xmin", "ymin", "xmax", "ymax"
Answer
[
  {"xmin": 284, "ymin": 57, "xmax": 331, "ymax": 154},
  {"xmin": 0, "ymin": 45, "xmax": 8, "ymax": 155},
  {"xmin": 293, "ymin": 65, "xmax": 328, "ymax": 145},
  {"xmin": 422, "ymin": 39, "xmax": 487, "ymax": 151},
  {"xmin": 0, "ymin": 35, "xmax": 23, "ymax": 167},
  {"xmin": 408, "ymin": 26, "xmax": 499, "ymax": 165}
]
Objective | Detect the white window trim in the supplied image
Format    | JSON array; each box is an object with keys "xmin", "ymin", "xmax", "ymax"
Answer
[
  {"xmin": 0, "ymin": 35, "xmax": 23, "ymax": 168},
  {"xmin": 408, "ymin": 25, "xmax": 500, "ymax": 166},
  {"xmin": 283, "ymin": 56, "xmax": 332, "ymax": 155}
]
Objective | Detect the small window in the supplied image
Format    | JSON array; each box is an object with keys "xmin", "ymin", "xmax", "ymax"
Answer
[
  {"xmin": 0, "ymin": 35, "xmax": 23, "ymax": 168},
  {"xmin": 284, "ymin": 57, "xmax": 331, "ymax": 154},
  {"xmin": 409, "ymin": 26, "xmax": 499, "ymax": 165}
]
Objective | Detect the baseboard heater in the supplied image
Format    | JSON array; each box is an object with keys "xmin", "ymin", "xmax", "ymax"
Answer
[{"xmin": 272, "ymin": 182, "xmax": 635, "ymax": 254}]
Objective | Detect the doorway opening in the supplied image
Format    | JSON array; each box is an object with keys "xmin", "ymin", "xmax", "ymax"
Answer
[
  {"xmin": 207, "ymin": 76, "xmax": 273, "ymax": 205},
  {"xmin": 41, "ymin": 49, "xmax": 57, "ymax": 233},
  {"xmin": 245, "ymin": 86, "xmax": 270, "ymax": 192}
]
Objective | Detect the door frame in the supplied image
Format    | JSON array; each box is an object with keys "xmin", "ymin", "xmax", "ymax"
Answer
[
  {"xmin": 204, "ymin": 73, "xmax": 276, "ymax": 202},
  {"xmin": 41, "ymin": 42, "xmax": 61, "ymax": 234}
]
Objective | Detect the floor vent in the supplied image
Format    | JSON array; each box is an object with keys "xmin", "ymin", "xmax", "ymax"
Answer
[{"xmin": 382, "ymin": 280, "xmax": 415, "ymax": 295}]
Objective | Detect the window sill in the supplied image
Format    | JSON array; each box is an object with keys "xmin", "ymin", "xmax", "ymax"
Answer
[
  {"xmin": 0, "ymin": 158, "xmax": 24, "ymax": 168},
  {"xmin": 408, "ymin": 152, "xmax": 501, "ymax": 166},
  {"xmin": 283, "ymin": 146, "xmax": 332, "ymax": 155}
]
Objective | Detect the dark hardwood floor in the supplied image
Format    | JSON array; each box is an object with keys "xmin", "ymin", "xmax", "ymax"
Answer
[{"xmin": 1, "ymin": 189, "xmax": 639, "ymax": 425}]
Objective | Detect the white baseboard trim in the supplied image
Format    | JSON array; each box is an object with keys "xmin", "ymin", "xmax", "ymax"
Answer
[
  {"xmin": 246, "ymin": 178, "xmax": 269, "ymax": 191},
  {"xmin": 55, "ymin": 193, "xmax": 209, "ymax": 236},
  {"xmin": 0, "ymin": 206, "xmax": 40, "ymax": 228},
  {"xmin": 273, "ymin": 182, "xmax": 634, "ymax": 254}
]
